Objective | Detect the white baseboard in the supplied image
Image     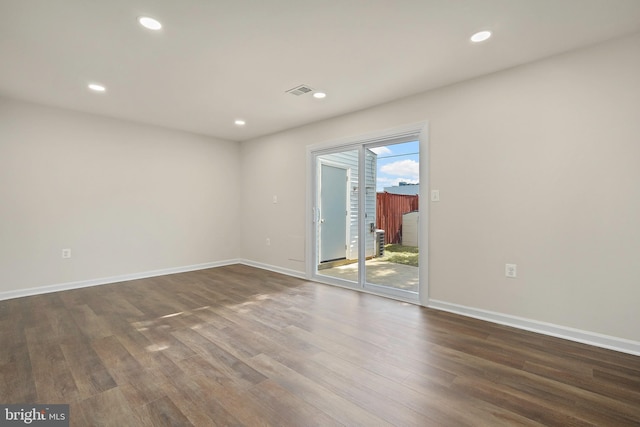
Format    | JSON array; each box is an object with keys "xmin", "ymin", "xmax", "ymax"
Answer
[
  {"xmin": 238, "ymin": 259, "xmax": 306, "ymax": 280},
  {"xmin": 428, "ymin": 299, "xmax": 640, "ymax": 357},
  {"xmin": 0, "ymin": 259, "xmax": 241, "ymax": 301}
]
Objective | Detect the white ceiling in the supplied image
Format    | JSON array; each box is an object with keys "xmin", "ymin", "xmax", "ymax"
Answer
[{"xmin": 2, "ymin": 0, "xmax": 640, "ymax": 142}]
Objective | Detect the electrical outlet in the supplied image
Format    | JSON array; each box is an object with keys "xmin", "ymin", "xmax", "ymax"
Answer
[
  {"xmin": 505, "ymin": 263, "xmax": 517, "ymax": 278},
  {"xmin": 62, "ymin": 248, "xmax": 72, "ymax": 259},
  {"xmin": 266, "ymin": 238, "xmax": 271, "ymax": 246}
]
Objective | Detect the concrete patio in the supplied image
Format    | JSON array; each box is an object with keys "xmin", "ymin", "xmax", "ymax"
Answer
[{"xmin": 318, "ymin": 258, "xmax": 419, "ymax": 293}]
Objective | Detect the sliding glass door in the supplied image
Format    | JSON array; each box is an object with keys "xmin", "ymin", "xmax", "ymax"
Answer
[
  {"xmin": 315, "ymin": 149, "xmax": 359, "ymax": 285},
  {"xmin": 312, "ymin": 136, "xmax": 420, "ymax": 302},
  {"xmin": 363, "ymin": 141, "xmax": 419, "ymax": 299}
]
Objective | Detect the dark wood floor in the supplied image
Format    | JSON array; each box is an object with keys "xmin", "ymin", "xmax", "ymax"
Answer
[{"xmin": 1, "ymin": 265, "xmax": 639, "ymax": 426}]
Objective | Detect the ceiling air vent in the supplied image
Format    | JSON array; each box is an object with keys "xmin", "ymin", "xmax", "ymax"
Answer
[{"xmin": 286, "ymin": 84, "xmax": 314, "ymax": 96}]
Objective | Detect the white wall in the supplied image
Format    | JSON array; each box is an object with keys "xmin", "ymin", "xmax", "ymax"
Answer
[
  {"xmin": 0, "ymin": 98, "xmax": 241, "ymax": 293},
  {"xmin": 240, "ymin": 33, "xmax": 640, "ymax": 343}
]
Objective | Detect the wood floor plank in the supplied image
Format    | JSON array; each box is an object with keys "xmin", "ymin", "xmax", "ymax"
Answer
[
  {"xmin": 306, "ymin": 350, "xmax": 539, "ymax": 427},
  {"xmin": 91, "ymin": 335, "xmax": 145, "ymax": 386},
  {"xmin": 25, "ymin": 326, "xmax": 80, "ymax": 403},
  {"xmin": 593, "ymin": 364, "xmax": 640, "ymax": 392},
  {"xmin": 195, "ymin": 322, "xmax": 270, "ymax": 360},
  {"xmin": 0, "ymin": 264, "xmax": 638, "ymax": 426},
  {"xmin": 172, "ymin": 329, "xmax": 266, "ymax": 390},
  {"xmin": 136, "ymin": 321, "xmax": 198, "ymax": 363},
  {"xmin": 186, "ymin": 373, "xmax": 295, "ymax": 426},
  {"xmin": 44, "ymin": 307, "xmax": 85, "ymax": 343},
  {"xmin": 452, "ymin": 375, "xmax": 592, "ymax": 426},
  {"xmin": 522, "ymin": 361, "xmax": 640, "ymax": 420},
  {"xmin": 207, "ymin": 304, "xmax": 322, "ymax": 357},
  {"xmin": 161, "ymin": 373, "xmax": 243, "ymax": 427},
  {"xmin": 248, "ymin": 352, "xmax": 394, "ymax": 426},
  {"xmin": 119, "ymin": 368, "xmax": 172, "ymax": 409},
  {"xmin": 142, "ymin": 395, "xmax": 193, "ymax": 427},
  {"xmin": 88, "ymin": 292, "xmax": 146, "ymax": 319},
  {"xmin": 283, "ymin": 323, "xmax": 416, "ymax": 383},
  {"xmin": 102, "ymin": 315, "xmax": 185, "ymax": 380},
  {"xmin": 59, "ymin": 339, "xmax": 118, "ymax": 400},
  {"xmin": 439, "ymin": 345, "xmax": 640, "ymax": 426},
  {"xmin": 284, "ymin": 351, "xmax": 442, "ymax": 426},
  {"xmin": 0, "ymin": 361, "xmax": 37, "ymax": 403},
  {"xmin": 74, "ymin": 386, "xmax": 142, "ymax": 427},
  {"xmin": 523, "ymin": 359, "xmax": 640, "ymax": 406},
  {"xmin": 69, "ymin": 304, "xmax": 113, "ymax": 341},
  {"xmin": 247, "ymin": 379, "xmax": 343, "ymax": 427}
]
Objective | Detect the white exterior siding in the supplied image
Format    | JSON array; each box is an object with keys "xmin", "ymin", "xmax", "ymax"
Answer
[
  {"xmin": 319, "ymin": 149, "xmax": 377, "ymax": 260},
  {"xmin": 364, "ymin": 149, "xmax": 377, "ymax": 258}
]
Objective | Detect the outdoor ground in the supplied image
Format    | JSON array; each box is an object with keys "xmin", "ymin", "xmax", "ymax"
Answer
[
  {"xmin": 318, "ymin": 244, "xmax": 419, "ymax": 293},
  {"xmin": 381, "ymin": 244, "xmax": 418, "ymax": 267}
]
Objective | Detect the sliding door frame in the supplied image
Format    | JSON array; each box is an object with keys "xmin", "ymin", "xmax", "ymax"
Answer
[{"xmin": 306, "ymin": 122, "xmax": 429, "ymax": 305}]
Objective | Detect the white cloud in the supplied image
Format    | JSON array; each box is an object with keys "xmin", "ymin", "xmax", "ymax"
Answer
[
  {"xmin": 380, "ymin": 159, "xmax": 419, "ymax": 180},
  {"xmin": 369, "ymin": 146, "xmax": 392, "ymax": 155},
  {"xmin": 376, "ymin": 176, "xmax": 397, "ymax": 187},
  {"xmin": 376, "ymin": 176, "xmax": 419, "ymax": 191}
]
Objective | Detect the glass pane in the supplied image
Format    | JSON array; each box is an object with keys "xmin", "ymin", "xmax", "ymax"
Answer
[
  {"xmin": 315, "ymin": 150, "xmax": 359, "ymax": 285},
  {"xmin": 365, "ymin": 141, "xmax": 419, "ymax": 294}
]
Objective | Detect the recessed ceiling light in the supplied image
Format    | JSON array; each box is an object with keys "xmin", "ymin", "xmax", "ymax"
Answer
[
  {"xmin": 234, "ymin": 119, "xmax": 246, "ymax": 126},
  {"xmin": 313, "ymin": 92, "xmax": 327, "ymax": 99},
  {"xmin": 138, "ymin": 16, "xmax": 162, "ymax": 30},
  {"xmin": 470, "ymin": 30, "xmax": 492, "ymax": 43},
  {"xmin": 88, "ymin": 83, "xmax": 106, "ymax": 92}
]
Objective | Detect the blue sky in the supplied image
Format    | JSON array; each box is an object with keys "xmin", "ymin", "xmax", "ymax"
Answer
[{"xmin": 370, "ymin": 140, "xmax": 419, "ymax": 191}]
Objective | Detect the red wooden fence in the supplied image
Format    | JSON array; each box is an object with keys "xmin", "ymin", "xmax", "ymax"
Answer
[{"xmin": 376, "ymin": 192, "xmax": 419, "ymax": 244}]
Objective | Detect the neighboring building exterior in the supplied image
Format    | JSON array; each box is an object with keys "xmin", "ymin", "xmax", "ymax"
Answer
[
  {"xmin": 316, "ymin": 149, "xmax": 377, "ymax": 263},
  {"xmin": 383, "ymin": 182, "xmax": 419, "ymax": 195}
]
